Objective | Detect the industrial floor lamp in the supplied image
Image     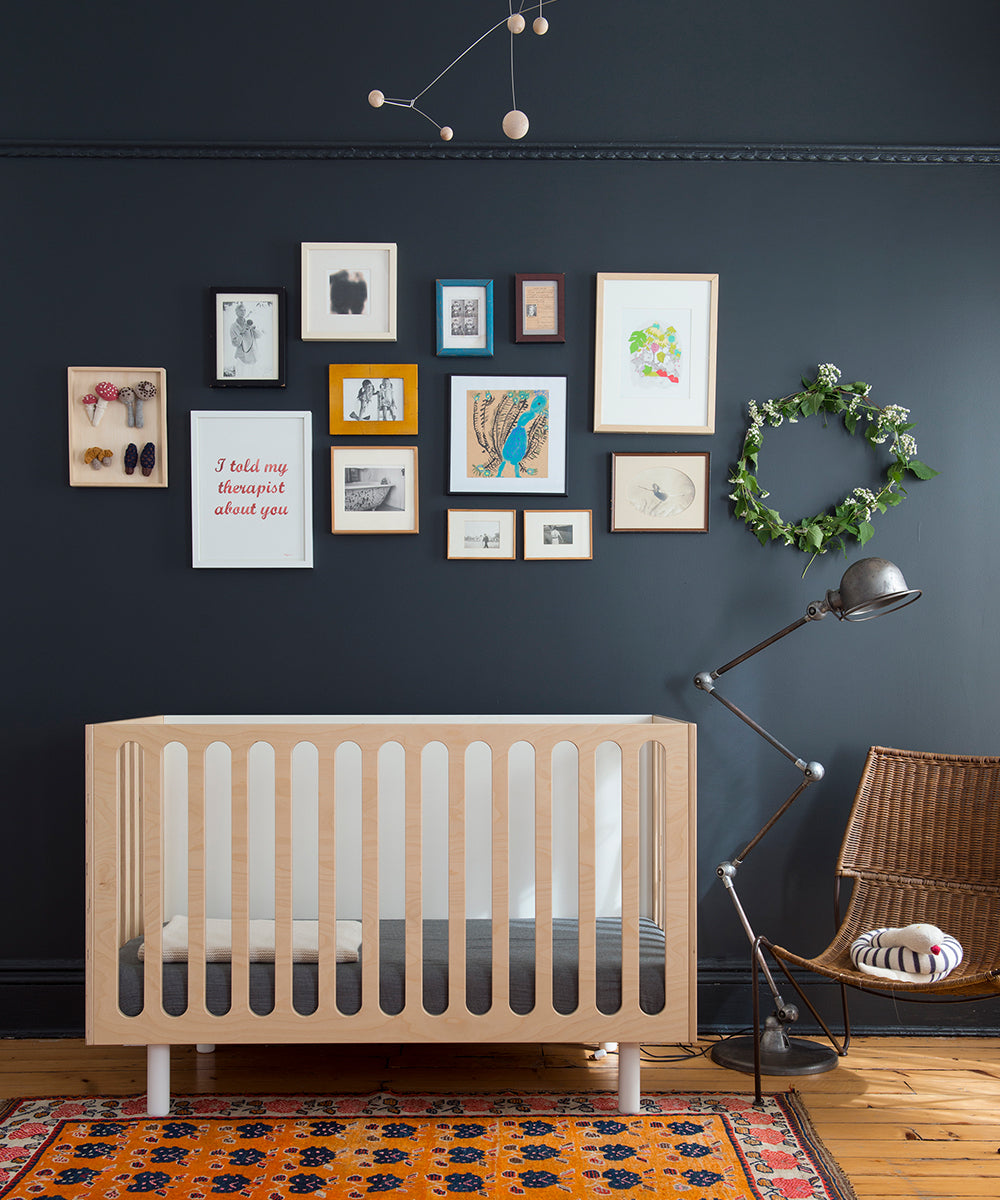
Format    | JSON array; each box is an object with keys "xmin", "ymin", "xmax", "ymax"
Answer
[{"xmin": 694, "ymin": 557, "xmax": 921, "ymax": 1079}]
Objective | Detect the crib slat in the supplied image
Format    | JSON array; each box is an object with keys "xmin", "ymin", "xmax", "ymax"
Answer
[
  {"xmin": 186, "ymin": 749, "xmax": 207, "ymax": 1015},
  {"xmin": 141, "ymin": 744, "xmax": 164, "ymax": 1015},
  {"xmin": 274, "ymin": 746, "xmax": 294, "ymax": 1015},
  {"xmin": 447, "ymin": 745, "xmax": 466, "ymax": 1013},
  {"xmin": 230, "ymin": 745, "xmax": 251, "ymax": 1017},
  {"xmin": 404, "ymin": 745, "xmax": 423, "ymax": 1015},
  {"xmin": 620, "ymin": 743, "xmax": 641, "ymax": 1012},
  {"xmin": 534, "ymin": 744, "xmax": 553, "ymax": 1012},
  {"xmin": 360, "ymin": 745, "xmax": 380, "ymax": 1016},
  {"xmin": 491, "ymin": 748, "xmax": 510, "ymax": 1010},
  {"xmin": 317, "ymin": 745, "xmax": 337, "ymax": 1014},
  {"xmin": 577, "ymin": 749, "xmax": 597, "ymax": 1011}
]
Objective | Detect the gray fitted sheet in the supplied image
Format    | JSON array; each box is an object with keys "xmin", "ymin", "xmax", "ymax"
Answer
[{"xmin": 118, "ymin": 918, "xmax": 667, "ymax": 1018}]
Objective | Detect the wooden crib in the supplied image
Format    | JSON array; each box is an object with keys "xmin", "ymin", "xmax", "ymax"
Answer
[{"xmin": 86, "ymin": 715, "xmax": 696, "ymax": 1114}]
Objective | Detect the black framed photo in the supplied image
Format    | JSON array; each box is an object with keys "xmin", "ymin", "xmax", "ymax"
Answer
[{"xmin": 209, "ymin": 287, "xmax": 287, "ymax": 387}]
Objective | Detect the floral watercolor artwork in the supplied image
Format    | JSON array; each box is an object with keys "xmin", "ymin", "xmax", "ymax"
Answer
[{"xmin": 628, "ymin": 320, "xmax": 681, "ymax": 385}]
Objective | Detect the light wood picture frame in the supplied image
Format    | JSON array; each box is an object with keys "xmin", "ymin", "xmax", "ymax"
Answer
[
  {"xmin": 301, "ymin": 242, "xmax": 397, "ymax": 341},
  {"xmin": 329, "ymin": 364, "xmax": 418, "ymax": 434},
  {"xmin": 67, "ymin": 366, "xmax": 168, "ymax": 487},
  {"xmin": 331, "ymin": 445, "xmax": 419, "ymax": 534},
  {"xmin": 524, "ymin": 509, "xmax": 593, "ymax": 559},
  {"xmin": 611, "ymin": 451, "xmax": 710, "ymax": 532},
  {"xmin": 190, "ymin": 410, "xmax": 313, "ymax": 567},
  {"xmin": 515, "ymin": 273, "xmax": 565, "ymax": 342},
  {"xmin": 447, "ymin": 509, "xmax": 516, "ymax": 559},
  {"xmin": 594, "ymin": 272, "xmax": 718, "ymax": 433}
]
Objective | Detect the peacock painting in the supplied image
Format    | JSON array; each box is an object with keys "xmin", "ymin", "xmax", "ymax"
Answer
[{"xmin": 468, "ymin": 388, "xmax": 549, "ymax": 479}]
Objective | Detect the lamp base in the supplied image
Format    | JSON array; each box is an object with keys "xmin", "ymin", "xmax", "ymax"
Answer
[{"xmin": 711, "ymin": 1016, "xmax": 840, "ymax": 1076}]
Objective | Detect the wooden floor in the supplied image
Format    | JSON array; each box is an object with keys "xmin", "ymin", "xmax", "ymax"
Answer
[{"xmin": 1, "ymin": 1036, "xmax": 998, "ymax": 1199}]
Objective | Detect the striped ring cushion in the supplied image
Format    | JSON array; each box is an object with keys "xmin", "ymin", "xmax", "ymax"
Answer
[{"xmin": 850, "ymin": 927, "xmax": 963, "ymax": 982}]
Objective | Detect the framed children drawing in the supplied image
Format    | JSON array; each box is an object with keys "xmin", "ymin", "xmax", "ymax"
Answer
[
  {"xmin": 448, "ymin": 375, "xmax": 567, "ymax": 495},
  {"xmin": 594, "ymin": 272, "xmax": 718, "ymax": 434}
]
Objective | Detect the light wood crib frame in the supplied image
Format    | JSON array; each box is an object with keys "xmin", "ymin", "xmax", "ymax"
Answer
[{"xmin": 86, "ymin": 715, "xmax": 696, "ymax": 1115}]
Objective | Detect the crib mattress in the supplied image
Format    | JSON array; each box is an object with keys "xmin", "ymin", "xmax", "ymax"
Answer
[{"xmin": 118, "ymin": 918, "xmax": 668, "ymax": 1018}]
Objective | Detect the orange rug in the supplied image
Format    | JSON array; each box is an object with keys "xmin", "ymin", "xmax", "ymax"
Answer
[{"xmin": 0, "ymin": 1091, "xmax": 856, "ymax": 1198}]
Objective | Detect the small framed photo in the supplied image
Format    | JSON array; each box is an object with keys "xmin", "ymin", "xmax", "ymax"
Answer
[
  {"xmin": 331, "ymin": 445, "xmax": 418, "ymax": 534},
  {"xmin": 436, "ymin": 279, "xmax": 494, "ymax": 356},
  {"xmin": 515, "ymin": 273, "xmax": 565, "ymax": 342},
  {"xmin": 594, "ymin": 272, "xmax": 718, "ymax": 433},
  {"xmin": 301, "ymin": 242, "xmax": 397, "ymax": 341},
  {"xmin": 329, "ymin": 364, "xmax": 418, "ymax": 434},
  {"xmin": 448, "ymin": 375, "xmax": 567, "ymax": 496},
  {"xmin": 524, "ymin": 509, "xmax": 592, "ymax": 560},
  {"xmin": 611, "ymin": 452, "xmax": 710, "ymax": 533},
  {"xmin": 209, "ymin": 287, "xmax": 286, "ymax": 386},
  {"xmin": 447, "ymin": 509, "xmax": 516, "ymax": 560}
]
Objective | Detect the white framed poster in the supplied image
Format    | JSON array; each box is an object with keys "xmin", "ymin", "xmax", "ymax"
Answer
[{"xmin": 190, "ymin": 411, "xmax": 314, "ymax": 568}]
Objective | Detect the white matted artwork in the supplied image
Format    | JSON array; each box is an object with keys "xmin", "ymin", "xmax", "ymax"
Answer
[
  {"xmin": 210, "ymin": 288, "xmax": 286, "ymax": 386},
  {"xmin": 447, "ymin": 509, "xmax": 516, "ymax": 559},
  {"xmin": 611, "ymin": 451, "xmax": 710, "ymax": 532},
  {"xmin": 594, "ymin": 273, "xmax": 718, "ymax": 433},
  {"xmin": 190, "ymin": 411, "xmax": 313, "ymax": 567},
  {"xmin": 331, "ymin": 445, "xmax": 418, "ymax": 533},
  {"xmin": 301, "ymin": 242, "xmax": 397, "ymax": 341},
  {"xmin": 524, "ymin": 509, "xmax": 593, "ymax": 559}
]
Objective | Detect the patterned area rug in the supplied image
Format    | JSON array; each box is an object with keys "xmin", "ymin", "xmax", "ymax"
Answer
[{"xmin": 0, "ymin": 1091, "xmax": 856, "ymax": 1199}]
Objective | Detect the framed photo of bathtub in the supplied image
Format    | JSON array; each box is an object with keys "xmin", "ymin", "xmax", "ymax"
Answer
[
  {"xmin": 594, "ymin": 272, "xmax": 718, "ymax": 434},
  {"xmin": 436, "ymin": 279, "xmax": 494, "ymax": 356},
  {"xmin": 611, "ymin": 451, "xmax": 710, "ymax": 533},
  {"xmin": 447, "ymin": 375, "xmax": 568, "ymax": 496},
  {"xmin": 330, "ymin": 445, "xmax": 419, "ymax": 533},
  {"xmin": 190, "ymin": 410, "xmax": 314, "ymax": 568},
  {"xmin": 209, "ymin": 287, "xmax": 286, "ymax": 387},
  {"xmin": 301, "ymin": 242, "xmax": 397, "ymax": 341},
  {"xmin": 329, "ymin": 363, "xmax": 418, "ymax": 434}
]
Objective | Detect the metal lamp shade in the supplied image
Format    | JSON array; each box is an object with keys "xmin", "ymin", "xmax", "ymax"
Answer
[{"xmin": 826, "ymin": 557, "xmax": 921, "ymax": 621}]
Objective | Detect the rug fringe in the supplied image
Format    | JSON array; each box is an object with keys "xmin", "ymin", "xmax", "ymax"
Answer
[{"xmin": 785, "ymin": 1088, "xmax": 861, "ymax": 1200}]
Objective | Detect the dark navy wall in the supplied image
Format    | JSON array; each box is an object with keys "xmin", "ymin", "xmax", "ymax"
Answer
[{"xmin": 2, "ymin": 0, "xmax": 998, "ymax": 1035}]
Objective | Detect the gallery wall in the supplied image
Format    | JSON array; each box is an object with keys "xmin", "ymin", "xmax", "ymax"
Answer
[{"xmin": 2, "ymin": 0, "xmax": 999, "ymax": 1035}]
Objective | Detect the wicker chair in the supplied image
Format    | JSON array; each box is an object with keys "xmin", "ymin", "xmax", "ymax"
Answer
[{"xmin": 758, "ymin": 745, "xmax": 1000, "ymax": 1083}]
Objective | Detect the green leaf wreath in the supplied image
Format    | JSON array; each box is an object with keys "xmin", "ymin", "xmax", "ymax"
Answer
[{"xmin": 729, "ymin": 363, "xmax": 938, "ymax": 571}]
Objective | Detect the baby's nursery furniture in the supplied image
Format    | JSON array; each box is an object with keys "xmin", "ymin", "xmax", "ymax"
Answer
[{"xmin": 86, "ymin": 715, "xmax": 696, "ymax": 1115}]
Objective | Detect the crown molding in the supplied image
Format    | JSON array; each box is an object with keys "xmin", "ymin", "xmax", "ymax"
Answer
[{"xmin": 1, "ymin": 140, "xmax": 998, "ymax": 164}]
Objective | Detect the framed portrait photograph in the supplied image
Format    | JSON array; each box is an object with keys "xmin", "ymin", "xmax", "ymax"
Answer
[
  {"xmin": 436, "ymin": 279, "xmax": 494, "ymax": 356},
  {"xmin": 524, "ymin": 509, "xmax": 592, "ymax": 560},
  {"xmin": 611, "ymin": 451, "xmax": 710, "ymax": 533},
  {"xmin": 329, "ymin": 363, "xmax": 418, "ymax": 434},
  {"xmin": 301, "ymin": 242, "xmax": 397, "ymax": 341},
  {"xmin": 594, "ymin": 272, "xmax": 718, "ymax": 433},
  {"xmin": 209, "ymin": 287, "xmax": 286, "ymax": 386},
  {"xmin": 515, "ymin": 273, "xmax": 565, "ymax": 342},
  {"xmin": 448, "ymin": 375, "xmax": 567, "ymax": 496},
  {"xmin": 447, "ymin": 508, "xmax": 516, "ymax": 560},
  {"xmin": 190, "ymin": 410, "xmax": 313, "ymax": 568},
  {"xmin": 330, "ymin": 445, "xmax": 418, "ymax": 534}
]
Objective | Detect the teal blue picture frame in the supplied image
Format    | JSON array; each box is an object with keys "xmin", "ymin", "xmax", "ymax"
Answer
[{"xmin": 436, "ymin": 278, "xmax": 494, "ymax": 356}]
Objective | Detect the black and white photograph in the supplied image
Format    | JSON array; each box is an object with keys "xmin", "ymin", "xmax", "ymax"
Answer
[
  {"xmin": 331, "ymin": 445, "xmax": 418, "ymax": 533},
  {"xmin": 524, "ymin": 509, "xmax": 593, "ymax": 560},
  {"xmin": 342, "ymin": 375, "xmax": 403, "ymax": 422},
  {"xmin": 301, "ymin": 242, "xmax": 397, "ymax": 341},
  {"xmin": 329, "ymin": 268, "xmax": 371, "ymax": 316},
  {"xmin": 209, "ymin": 288, "xmax": 286, "ymax": 387},
  {"xmin": 328, "ymin": 364, "xmax": 418, "ymax": 434},
  {"xmin": 447, "ymin": 508, "xmax": 515, "ymax": 559},
  {"xmin": 436, "ymin": 279, "xmax": 494, "ymax": 356}
]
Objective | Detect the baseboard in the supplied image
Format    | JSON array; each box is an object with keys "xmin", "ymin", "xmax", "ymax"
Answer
[{"xmin": 1, "ymin": 957, "xmax": 995, "ymax": 1039}]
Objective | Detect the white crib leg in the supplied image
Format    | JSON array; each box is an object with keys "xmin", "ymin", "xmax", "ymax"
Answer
[
  {"xmin": 617, "ymin": 1042, "xmax": 641, "ymax": 1114},
  {"xmin": 146, "ymin": 1045, "xmax": 171, "ymax": 1117},
  {"xmin": 196, "ymin": 1044, "xmax": 216, "ymax": 1053}
]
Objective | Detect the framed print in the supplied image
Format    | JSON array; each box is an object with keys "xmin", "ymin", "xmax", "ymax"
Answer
[
  {"xmin": 436, "ymin": 279, "xmax": 494, "ymax": 356},
  {"xmin": 448, "ymin": 375, "xmax": 567, "ymax": 496},
  {"xmin": 515, "ymin": 273, "xmax": 565, "ymax": 342},
  {"xmin": 67, "ymin": 366, "xmax": 168, "ymax": 488},
  {"xmin": 190, "ymin": 411, "xmax": 313, "ymax": 568},
  {"xmin": 611, "ymin": 451, "xmax": 710, "ymax": 533},
  {"xmin": 331, "ymin": 445, "xmax": 418, "ymax": 533},
  {"xmin": 524, "ymin": 509, "xmax": 592, "ymax": 559},
  {"xmin": 209, "ymin": 287, "xmax": 286, "ymax": 386},
  {"xmin": 329, "ymin": 364, "xmax": 418, "ymax": 434},
  {"xmin": 594, "ymin": 272, "xmax": 718, "ymax": 433},
  {"xmin": 447, "ymin": 509, "xmax": 516, "ymax": 559},
  {"xmin": 301, "ymin": 242, "xmax": 397, "ymax": 341}
]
